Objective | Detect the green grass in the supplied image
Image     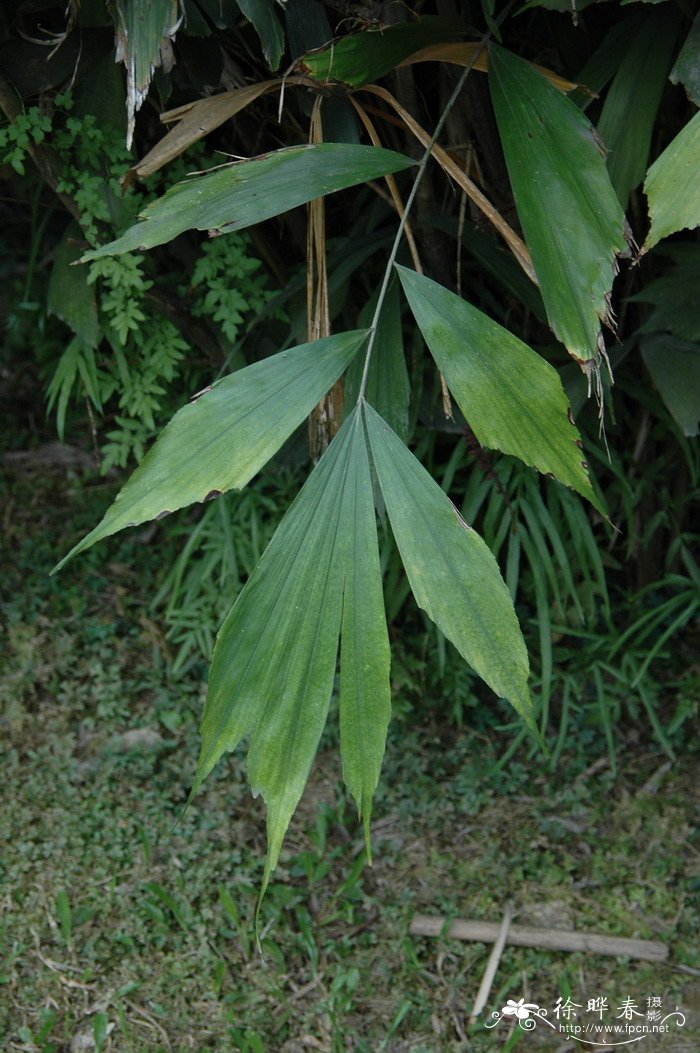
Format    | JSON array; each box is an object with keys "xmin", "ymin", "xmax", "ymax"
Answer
[{"xmin": 1, "ymin": 469, "xmax": 699, "ymax": 1052}]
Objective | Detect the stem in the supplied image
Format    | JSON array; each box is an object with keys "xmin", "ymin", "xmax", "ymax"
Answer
[{"xmin": 355, "ymin": 14, "xmax": 509, "ymax": 403}]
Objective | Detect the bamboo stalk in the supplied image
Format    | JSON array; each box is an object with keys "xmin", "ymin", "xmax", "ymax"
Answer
[{"xmin": 410, "ymin": 915, "xmax": 668, "ymax": 962}]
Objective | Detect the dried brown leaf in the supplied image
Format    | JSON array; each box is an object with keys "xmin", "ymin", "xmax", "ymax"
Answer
[
  {"xmin": 399, "ymin": 42, "xmax": 579, "ymax": 94},
  {"xmin": 349, "ymin": 98, "xmax": 422, "ymax": 274},
  {"xmin": 358, "ymin": 84, "xmax": 537, "ymax": 284},
  {"xmin": 125, "ymin": 78, "xmax": 308, "ymax": 184}
]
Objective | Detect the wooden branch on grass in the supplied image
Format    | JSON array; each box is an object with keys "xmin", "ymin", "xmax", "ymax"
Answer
[
  {"xmin": 469, "ymin": 902, "xmax": 513, "ymax": 1025},
  {"xmin": 410, "ymin": 915, "xmax": 668, "ymax": 963}
]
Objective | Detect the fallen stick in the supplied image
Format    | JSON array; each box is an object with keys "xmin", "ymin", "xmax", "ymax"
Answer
[
  {"xmin": 469, "ymin": 902, "xmax": 513, "ymax": 1025},
  {"xmin": 409, "ymin": 915, "xmax": 668, "ymax": 962}
]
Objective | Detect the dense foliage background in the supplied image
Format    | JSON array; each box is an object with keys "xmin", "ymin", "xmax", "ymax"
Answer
[{"xmin": 1, "ymin": 0, "xmax": 698, "ymax": 1050}]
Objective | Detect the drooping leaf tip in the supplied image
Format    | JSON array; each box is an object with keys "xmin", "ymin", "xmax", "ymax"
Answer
[
  {"xmin": 50, "ymin": 539, "xmax": 84, "ymax": 575},
  {"xmin": 364, "ymin": 819, "xmax": 373, "ymax": 867},
  {"xmin": 535, "ymin": 726, "xmax": 550, "ymax": 758}
]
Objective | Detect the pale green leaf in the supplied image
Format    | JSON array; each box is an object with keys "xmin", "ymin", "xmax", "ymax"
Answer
[
  {"xmin": 597, "ymin": 7, "xmax": 681, "ymax": 208},
  {"xmin": 194, "ymin": 408, "xmax": 389, "ymax": 893},
  {"xmin": 81, "ymin": 145, "xmax": 415, "ymax": 262},
  {"xmin": 48, "ymin": 229, "xmax": 100, "ymax": 348},
  {"xmin": 641, "ymin": 335, "xmax": 700, "ymax": 437},
  {"xmin": 363, "ymin": 402, "xmax": 536, "ymax": 734},
  {"xmin": 396, "ymin": 266, "xmax": 602, "ymax": 513},
  {"xmin": 643, "ymin": 110, "xmax": 700, "ymax": 252},
  {"xmin": 489, "ymin": 45, "xmax": 630, "ymax": 367},
  {"xmin": 338, "ymin": 412, "xmax": 391, "ymax": 857},
  {"xmin": 111, "ymin": 0, "xmax": 182, "ymax": 148},
  {"xmin": 235, "ymin": 0, "xmax": 284, "ymax": 70},
  {"xmin": 53, "ymin": 331, "xmax": 367, "ymax": 571},
  {"xmin": 344, "ymin": 279, "xmax": 410, "ymax": 441},
  {"xmin": 670, "ymin": 11, "xmax": 700, "ymax": 106}
]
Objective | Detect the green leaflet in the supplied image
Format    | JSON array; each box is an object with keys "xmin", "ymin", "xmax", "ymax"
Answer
[
  {"xmin": 641, "ymin": 335, "xmax": 700, "ymax": 437},
  {"xmin": 235, "ymin": 0, "xmax": 284, "ymax": 70},
  {"xmin": 297, "ymin": 16, "xmax": 464, "ymax": 88},
  {"xmin": 283, "ymin": 0, "xmax": 332, "ymax": 58},
  {"xmin": 196, "ymin": 424, "xmax": 347, "ymax": 899},
  {"xmin": 344, "ymin": 279, "xmax": 410, "ymax": 441},
  {"xmin": 363, "ymin": 402, "xmax": 537, "ymax": 735},
  {"xmin": 670, "ymin": 11, "xmax": 700, "ymax": 106},
  {"xmin": 338, "ymin": 412, "xmax": 391, "ymax": 857},
  {"xmin": 81, "ymin": 144, "xmax": 415, "ymax": 261},
  {"xmin": 632, "ymin": 245, "xmax": 700, "ymax": 343},
  {"xmin": 53, "ymin": 331, "xmax": 367, "ymax": 571},
  {"xmin": 111, "ymin": 0, "xmax": 182, "ymax": 148},
  {"xmin": 432, "ymin": 215, "xmax": 547, "ymax": 322},
  {"xmin": 642, "ymin": 111, "xmax": 700, "ymax": 252},
  {"xmin": 396, "ymin": 266, "xmax": 603, "ymax": 514},
  {"xmin": 570, "ymin": 15, "xmax": 642, "ymax": 111},
  {"xmin": 194, "ymin": 407, "xmax": 391, "ymax": 894},
  {"xmin": 48, "ymin": 228, "xmax": 100, "ymax": 348},
  {"xmin": 597, "ymin": 7, "xmax": 681, "ymax": 208},
  {"xmin": 488, "ymin": 44, "xmax": 629, "ymax": 367}
]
